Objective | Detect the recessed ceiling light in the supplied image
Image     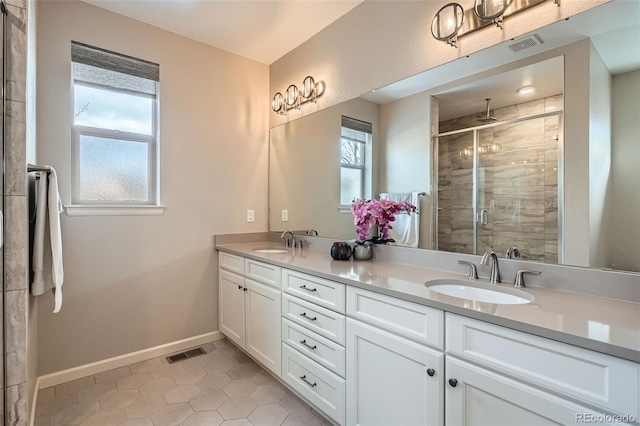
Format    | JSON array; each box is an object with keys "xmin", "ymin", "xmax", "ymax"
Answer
[{"xmin": 518, "ymin": 86, "xmax": 536, "ymax": 95}]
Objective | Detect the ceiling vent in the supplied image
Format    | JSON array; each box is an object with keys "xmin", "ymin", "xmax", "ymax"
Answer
[{"xmin": 507, "ymin": 34, "xmax": 544, "ymax": 53}]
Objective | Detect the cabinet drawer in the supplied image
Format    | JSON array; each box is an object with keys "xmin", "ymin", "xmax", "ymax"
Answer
[
  {"xmin": 282, "ymin": 318, "xmax": 346, "ymax": 377},
  {"xmin": 282, "ymin": 343, "xmax": 345, "ymax": 426},
  {"xmin": 219, "ymin": 251, "xmax": 244, "ymax": 275},
  {"xmin": 245, "ymin": 258, "xmax": 281, "ymax": 288},
  {"xmin": 282, "ymin": 269, "xmax": 345, "ymax": 313},
  {"xmin": 347, "ymin": 286, "xmax": 444, "ymax": 350},
  {"xmin": 446, "ymin": 313, "xmax": 640, "ymax": 417},
  {"xmin": 283, "ymin": 294, "xmax": 346, "ymax": 345}
]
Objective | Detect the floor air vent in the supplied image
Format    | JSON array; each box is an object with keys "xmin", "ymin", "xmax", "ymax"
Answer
[{"xmin": 166, "ymin": 347, "xmax": 206, "ymax": 364}]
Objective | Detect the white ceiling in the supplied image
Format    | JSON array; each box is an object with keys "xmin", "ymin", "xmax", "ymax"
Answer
[
  {"xmin": 435, "ymin": 57, "xmax": 564, "ymax": 121},
  {"xmin": 81, "ymin": 0, "xmax": 363, "ymax": 65}
]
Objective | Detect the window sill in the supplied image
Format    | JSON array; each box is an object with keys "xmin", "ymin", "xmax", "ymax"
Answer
[
  {"xmin": 338, "ymin": 206, "xmax": 352, "ymax": 214},
  {"xmin": 64, "ymin": 205, "xmax": 166, "ymax": 216}
]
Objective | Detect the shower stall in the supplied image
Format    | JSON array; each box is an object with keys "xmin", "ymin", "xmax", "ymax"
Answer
[{"xmin": 434, "ymin": 96, "xmax": 562, "ymax": 263}]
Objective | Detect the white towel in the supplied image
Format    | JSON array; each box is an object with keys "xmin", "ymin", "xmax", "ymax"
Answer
[
  {"xmin": 379, "ymin": 192, "xmax": 421, "ymax": 247},
  {"xmin": 31, "ymin": 167, "xmax": 64, "ymax": 313}
]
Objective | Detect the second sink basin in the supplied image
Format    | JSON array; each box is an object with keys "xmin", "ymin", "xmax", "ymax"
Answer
[{"xmin": 425, "ymin": 279, "xmax": 534, "ymax": 305}]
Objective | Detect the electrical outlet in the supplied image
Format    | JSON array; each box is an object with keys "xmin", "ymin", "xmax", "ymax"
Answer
[
  {"xmin": 246, "ymin": 210, "xmax": 255, "ymax": 223},
  {"xmin": 281, "ymin": 210, "xmax": 289, "ymax": 222}
]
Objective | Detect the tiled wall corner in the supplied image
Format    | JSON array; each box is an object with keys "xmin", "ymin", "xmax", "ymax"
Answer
[
  {"xmin": 5, "ymin": 196, "xmax": 28, "ymax": 292},
  {"xmin": 5, "ymin": 5, "xmax": 27, "ymax": 105},
  {"xmin": 6, "ymin": 101, "xmax": 27, "ymax": 197},
  {"xmin": 6, "ymin": 383, "xmax": 27, "ymax": 425},
  {"xmin": 4, "ymin": 0, "xmax": 30, "ymax": 425}
]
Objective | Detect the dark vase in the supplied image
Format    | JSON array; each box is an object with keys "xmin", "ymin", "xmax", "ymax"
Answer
[
  {"xmin": 353, "ymin": 243, "xmax": 373, "ymax": 261},
  {"xmin": 330, "ymin": 242, "xmax": 352, "ymax": 260}
]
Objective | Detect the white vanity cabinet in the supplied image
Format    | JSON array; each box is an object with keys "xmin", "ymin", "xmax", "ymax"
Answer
[
  {"xmin": 445, "ymin": 313, "xmax": 640, "ymax": 425},
  {"xmin": 280, "ymin": 270, "xmax": 347, "ymax": 425},
  {"xmin": 345, "ymin": 287, "xmax": 445, "ymax": 426},
  {"xmin": 218, "ymin": 252, "xmax": 282, "ymax": 376},
  {"xmin": 218, "ymin": 248, "xmax": 640, "ymax": 426}
]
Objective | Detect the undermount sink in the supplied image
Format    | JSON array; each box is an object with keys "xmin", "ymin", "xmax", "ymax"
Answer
[
  {"xmin": 425, "ymin": 279, "xmax": 534, "ymax": 305},
  {"xmin": 253, "ymin": 248, "xmax": 288, "ymax": 254}
]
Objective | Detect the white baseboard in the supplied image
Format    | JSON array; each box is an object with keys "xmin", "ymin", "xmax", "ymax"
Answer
[
  {"xmin": 30, "ymin": 331, "xmax": 224, "ymax": 425},
  {"xmin": 30, "ymin": 376, "xmax": 42, "ymax": 426}
]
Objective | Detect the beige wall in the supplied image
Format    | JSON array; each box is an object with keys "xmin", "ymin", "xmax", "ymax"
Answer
[
  {"xmin": 36, "ymin": 1, "xmax": 269, "ymax": 374},
  {"xmin": 611, "ymin": 69, "xmax": 640, "ymax": 271},
  {"xmin": 269, "ymin": 0, "xmax": 609, "ymax": 128},
  {"xmin": 380, "ymin": 91, "xmax": 432, "ymax": 249},
  {"xmin": 588, "ymin": 43, "xmax": 612, "ymax": 269},
  {"xmin": 269, "ymin": 97, "xmax": 380, "ymax": 238}
]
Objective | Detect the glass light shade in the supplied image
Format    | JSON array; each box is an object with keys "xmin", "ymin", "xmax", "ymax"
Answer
[
  {"xmin": 474, "ymin": 0, "xmax": 511, "ymax": 20},
  {"xmin": 300, "ymin": 76, "xmax": 316, "ymax": 100},
  {"xmin": 272, "ymin": 92, "xmax": 284, "ymax": 113},
  {"xmin": 431, "ymin": 3, "xmax": 465, "ymax": 41},
  {"xmin": 284, "ymin": 84, "xmax": 299, "ymax": 107}
]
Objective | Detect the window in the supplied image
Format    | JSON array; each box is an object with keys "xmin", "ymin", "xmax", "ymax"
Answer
[
  {"xmin": 71, "ymin": 41, "xmax": 160, "ymax": 212},
  {"xmin": 340, "ymin": 116, "xmax": 372, "ymax": 206}
]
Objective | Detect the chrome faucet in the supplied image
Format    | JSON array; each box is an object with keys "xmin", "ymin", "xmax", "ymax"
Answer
[
  {"xmin": 281, "ymin": 231, "xmax": 295, "ymax": 247},
  {"xmin": 457, "ymin": 260, "xmax": 478, "ymax": 279},
  {"xmin": 506, "ymin": 245, "xmax": 521, "ymax": 259},
  {"xmin": 481, "ymin": 251, "xmax": 501, "ymax": 283}
]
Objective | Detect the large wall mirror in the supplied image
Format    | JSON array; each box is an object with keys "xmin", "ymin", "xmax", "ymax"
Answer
[{"xmin": 269, "ymin": 0, "xmax": 640, "ymax": 273}]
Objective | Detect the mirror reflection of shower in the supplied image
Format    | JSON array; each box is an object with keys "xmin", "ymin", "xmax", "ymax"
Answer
[{"xmin": 433, "ymin": 57, "xmax": 564, "ymax": 262}]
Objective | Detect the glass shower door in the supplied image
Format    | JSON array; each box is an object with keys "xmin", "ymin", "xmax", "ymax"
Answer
[
  {"xmin": 436, "ymin": 129, "xmax": 475, "ymax": 254},
  {"xmin": 436, "ymin": 113, "xmax": 560, "ymax": 262},
  {"xmin": 480, "ymin": 115, "xmax": 559, "ymax": 262}
]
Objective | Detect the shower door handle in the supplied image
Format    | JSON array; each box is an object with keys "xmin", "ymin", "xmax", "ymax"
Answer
[{"xmin": 477, "ymin": 209, "xmax": 488, "ymax": 226}]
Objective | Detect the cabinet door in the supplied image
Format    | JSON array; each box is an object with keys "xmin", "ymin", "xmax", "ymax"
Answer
[
  {"xmin": 219, "ymin": 269, "xmax": 245, "ymax": 347},
  {"xmin": 446, "ymin": 357, "xmax": 628, "ymax": 426},
  {"xmin": 346, "ymin": 318, "xmax": 443, "ymax": 426},
  {"xmin": 245, "ymin": 279, "xmax": 282, "ymax": 377}
]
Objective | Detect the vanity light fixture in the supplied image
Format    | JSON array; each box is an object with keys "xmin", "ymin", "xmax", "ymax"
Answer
[
  {"xmin": 272, "ymin": 76, "xmax": 325, "ymax": 116},
  {"xmin": 517, "ymin": 86, "xmax": 536, "ymax": 95},
  {"xmin": 473, "ymin": 0, "xmax": 511, "ymax": 29},
  {"xmin": 432, "ymin": 0, "xmax": 560, "ymax": 48},
  {"xmin": 431, "ymin": 3, "xmax": 465, "ymax": 48}
]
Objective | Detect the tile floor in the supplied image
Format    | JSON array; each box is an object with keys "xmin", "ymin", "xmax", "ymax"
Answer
[{"xmin": 35, "ymin": 339, "xmax": 332, "ymax": 426}]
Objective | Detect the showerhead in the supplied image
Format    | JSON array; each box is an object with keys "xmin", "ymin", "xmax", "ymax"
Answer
[{"xmin": 477, "ymin": 98, "xmax": 498, "ymax": 123}]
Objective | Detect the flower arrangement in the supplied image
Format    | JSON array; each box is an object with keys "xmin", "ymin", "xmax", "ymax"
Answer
[{"xmin": 351, "ymin": 198, "xmax": 417, "ymax": 244}]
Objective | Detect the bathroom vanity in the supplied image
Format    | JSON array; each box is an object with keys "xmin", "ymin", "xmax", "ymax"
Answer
[{"xmin": 216, "ymin": 242, "xmax": 640, "ymax": 426}]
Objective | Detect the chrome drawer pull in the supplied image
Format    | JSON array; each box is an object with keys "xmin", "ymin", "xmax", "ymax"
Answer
[
  {"xmin": 300, "ymin": 375, "xmax": 317, "ymax": 388},
  {"xmin": 299, "ymin": 339, "xmax": 317, "ymax": 350},
  {"xmin": 299, "ymin": 312, "xmax": 317, "ymax": 321},
  {"xmin": 300, "ymin": 285, "xmax": 317, "ymax": 292}
]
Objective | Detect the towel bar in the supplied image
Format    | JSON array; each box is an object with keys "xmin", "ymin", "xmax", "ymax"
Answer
[{"xmin": 27, "ymin": 163, "xmax": 52, "ymax": 173}]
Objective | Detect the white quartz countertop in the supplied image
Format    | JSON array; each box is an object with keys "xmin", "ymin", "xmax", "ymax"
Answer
[{"xmin": 216, "ymin": 242, "xmax": 640, "ymax": 363}]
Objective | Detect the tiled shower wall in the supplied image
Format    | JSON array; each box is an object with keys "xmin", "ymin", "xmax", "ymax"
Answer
[
  {"xmin": 437, "ymin": 95, "xmax": 562, "ymax": 263},
  {"xmin": 5, "ymin": 0, "xmax": 31, "ymax": 424}
]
